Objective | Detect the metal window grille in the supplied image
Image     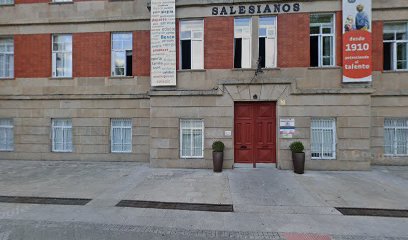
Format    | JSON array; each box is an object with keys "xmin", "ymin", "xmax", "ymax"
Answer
[
  {"xmin": 111, "ymin": 119, "xmax": 132, "ymax": 153},
  {"xmin": 0, "ymin": 38, "xmax": 14, "ymax": 78},
  {"xmin": 0, "ymin": 119, "xmax": 13, "ymax": 151},
  {"xmin": 310, "ymin": 14, "xmax": 335, "ymax": 67},
  {"xmin": 180, "ymin": 119, "xmax": 204, "ymax": 158},
  {"xmin": 311, "ymin": 118, "xmax": 336, "ymax": 160},
  {"xmin": 111, "ymin": 33, "xmax": 132, "ymax": 76},
  {"xmin": 384, "ymin": 119, "xmax": 408, "ymax": 156},
  {"xmin": 52, "ymin": 119, "xmax": 73, "ymax": 152},
  {"xmin": 0, "ymin": 0, "xmax": 13, "ymax": 5},
  {"xmin": 383, "ymin": 23, "xmax": 408, "ymax": 71},
  {"xmin": 52, "ymin": 34, "xmax": 72, "ymax": 77}
]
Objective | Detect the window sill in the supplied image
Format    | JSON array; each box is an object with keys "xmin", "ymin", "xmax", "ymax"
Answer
[
  {"xmin": 0, "ymin": 150, "xmax": 14, "ymax": 152},
  {"xmin": 52, "ymin": 151, "xmax": 73, "ymax": 153},
  {"xmin": 49, "ymin": 77, "xmax": 73, "ymax": 80},
  {"xmin": 180, "ymin": 157, "xmax": 204, "ymax": 159},
  {"xmin": 232, "ymin": 68, "xmax": 257, "ymax": 71},
  {"xmin": 109, "ymin": 76, "xmax": 134, "ymax": 79},
  {"xmin": 49, "ymin": 1, "xmax": 74, "ymax": 5},
  {"xmin": 177, "ymin": 69, "xmax": 206, "ymax": 73},
  {"xmin": 0, "ymin": 4, "xmax": 14, "ymax": 7},
  {"xmin": 382, "ymin": 70, "xmax": 408, "ymax": 73},
  {"xmin": 308, "ymin": 66, "xmax": 341, "ymax": 70},
  {"xmin": 0, "ymin": 77, "xmax": 15, "ymax": 80},
  {"xmin": 262, "ymin": 68, "xmax": 281, "ymax": 71}
]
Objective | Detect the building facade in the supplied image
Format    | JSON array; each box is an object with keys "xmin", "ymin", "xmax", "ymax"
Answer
[{"xmin": 0, "ymin": 0, "xmax": 407, "ymax": 170}]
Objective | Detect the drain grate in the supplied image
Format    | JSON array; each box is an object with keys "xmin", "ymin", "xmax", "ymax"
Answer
[
  {"xmin": 116, "ymin": 200, "xmax": 234, "ymax": 212},
  {"xmin": 336, "ymin": 207, "xmax": 408, "ymax": 218},
  {"xmin": 0, "ymin": 196, "xmax": 91, "ymax": 206}
]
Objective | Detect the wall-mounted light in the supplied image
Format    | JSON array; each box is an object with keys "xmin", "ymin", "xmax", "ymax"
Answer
[{"xmin": 253, "ymin": 94, "xmax": 258, "ymax": 100}]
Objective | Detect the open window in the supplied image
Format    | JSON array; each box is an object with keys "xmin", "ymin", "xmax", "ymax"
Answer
[
  {"xmin": 310, "ymin": 14, "xmax": 335, "ymax": 67},
  {"xmin": 234, "ymin": 18, "xmax": 252, "ymax": 69},
  {"xmin": 258, "ymin": 17, "xmax": 277, "ymax": 68},
  {"xmin": 180, "ymin": 20, "xmax": 204, "ymax": 70},
  {"xmin": 111, "ymin": 33, "xmax": 133, "ymax": 77}
]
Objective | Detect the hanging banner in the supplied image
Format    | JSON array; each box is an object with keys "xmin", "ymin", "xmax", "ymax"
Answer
[
  {"xmin": 151, "ymin": 0, "xmax": 177, "ymax": 86},
  {"xmin": 342, "ymin": 0, "xmax": 372, "ymax": 83}
]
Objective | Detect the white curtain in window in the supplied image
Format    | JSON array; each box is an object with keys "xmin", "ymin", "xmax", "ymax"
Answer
[
  {"xmin": 52, "ymin": 35, "xmax": 72, "ymax": 78},
  {"xmin": 0, "ymin": 119, "xmax": 13, "ymax": 151},
  {"xmin": 385, "ymin": 119, "xmax": 408, "ymax": 156},
  {"xmin": 180, "ymin": 119, "xmax": 204, "ymax": 158},
  {"xmin": 52, "ymin": 119, "xmax": 72, "ymax": 152},
  {"xmin": 0, "ymin": 38, "xmax": 14, "ymax": 78},
  {"xmin": 111, "ymin": 119, "xmax": 132, "ymax": 153},
  {"xmin": 311, "ymin": 119, "xmax": 336, "ymax": 160}
]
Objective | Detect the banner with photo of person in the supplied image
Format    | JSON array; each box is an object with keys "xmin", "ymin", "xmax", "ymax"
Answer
[{"xmin": 342, "ymin": 0, "xmax": 372, "ymax": 83}]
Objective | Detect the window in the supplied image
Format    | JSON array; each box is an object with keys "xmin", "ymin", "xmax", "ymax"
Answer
[
  {"xmin": 311, "ymin": 118, "xmax": 336, "ymax": 160},
  {"xmin": 384, "ymin": 119, "xmax": 408, "ymax": 156},
  {"xmin": 180, "ymin": 119, "xmax": 204, "ymax": 158},
  {"xmin": 52, "ymin": 119, "xmax": 72, "ymax": 152},
  {"xmin": 258, "ymin": 17, "xmax": 277, "ymax": 68},
  {"xmin": 310, "ymin": 14, "xmax": 335, "ymax": 67},
  {"xmin": 383, "ymin": 23, "xmax": 408, "ymax": 71},
  {"xmin": 111, "ymin": 33, "xmax": 133, "ymax": 76},
  {"xmin": 111, "ymin": 119, "xmax": 132, "ymax": 153},
  {"xmin": 52, "ymin": 0, "xmax": 72, "ymax": 2},
  {"xmin": 180, "ymin": 20, "xmax": 204, "ymax": 70},
  {"xmin": 52, "ymin": 34, "xmax": 72, "ymax": 78},
  {"xmin": 234, "ymin": 18, "xmax": 252, "ymax": 69},
  {"xmin": 0, "ymin": 119, "xmax": 13, "ymax": 151},
  {"xmin": 0, "ymin": 0, "xmax": 13, "ymax": 5},
  {"xmin": 0, "ymin": 37, "xmax": 14, "ymax": 78}
]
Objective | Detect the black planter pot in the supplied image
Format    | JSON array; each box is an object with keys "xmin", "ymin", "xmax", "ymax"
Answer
[
  {"xmin": 212, "ymin": 152, "xmax": 224, "ymax": 172},
  {"xmin": 292, "ymin": 152, "xmax": 305, "ymax": 174}
]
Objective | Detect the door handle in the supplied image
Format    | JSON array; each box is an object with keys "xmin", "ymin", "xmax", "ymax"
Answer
[{"xmin": 240, "ymin": 145, "xmax": 247, "ymax": 149}]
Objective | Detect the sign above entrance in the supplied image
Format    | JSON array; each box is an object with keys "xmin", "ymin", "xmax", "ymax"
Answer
[
  {"xmin": 151, "ymin": 0, "xmax": 177, "ymax": 86},
  {"xmin": 342, "ymin": 0, "xmax": 372, "ymax": 83},
  {"xmin": 212, "ymin": 3, "xmax": 301, "ymax": 16}
]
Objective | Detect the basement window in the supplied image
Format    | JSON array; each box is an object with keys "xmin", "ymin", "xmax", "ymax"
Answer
[
  {"xmin": 383, "ymin": 23, "xmax": 408, "ymax": 71},
  {"xmin": 310, "ymin": 14, "xmax": 335, "ymax": 67},
  {"xmin": 0, "ymin": 119, "xmax": 13, "ymax": 152},
  {"xmin": 180, "ymin": 119, "xmax": 204, "ymax": 158},
  {"xmin": 111, "ymin": 119, "xmax": 132, "ymax": 153},
  {"xmin": 180, "ymin": 20, "xmax": 204, "ymax": 70},
  {"xmin": 111, "ymin": 33, "xmax": 133, "ymax": 77},
  {"xmin": 384, "ymin": 119, "xmax": 408, "ymax": 156},
  {"xmin": 52, "ymin": 119, "xmax": 73, "ymax": 153},
  {"xmin": 234, "ymin": 18, "xmax": 252, "ymax": 69},
  {"xmin": 258, "ymin": 16, "xmax": 277, "ymax": 68},
  {"xmin": 311, "ymin": 118, "xmax": 336, "ymax": 160}
]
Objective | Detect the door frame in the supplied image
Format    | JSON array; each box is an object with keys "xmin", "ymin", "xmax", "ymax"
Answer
[{"xmin": 233, "ymin": 101, "xmax": 278, "ymax": 167}]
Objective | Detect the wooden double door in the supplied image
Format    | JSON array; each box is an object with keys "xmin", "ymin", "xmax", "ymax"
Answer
[{"xmin": 234, "ymin": 102, "xmax": 277, "ymax": 165}]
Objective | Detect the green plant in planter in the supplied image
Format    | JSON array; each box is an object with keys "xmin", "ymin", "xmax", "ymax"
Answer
[
  {"xmin": 212, "ymin": 141, "xmax": 225, "ymax": 152},
  {"xmin": 289, "ymin": 141, "xmax": 304, "ymax": 153}
]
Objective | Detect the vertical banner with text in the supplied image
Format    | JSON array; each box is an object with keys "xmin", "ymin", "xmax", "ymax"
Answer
[
  {"xmin": 342, "ymin": 0, "xmax": 372, "ymax": 83},
  {"xmin": 151, "ymin": 0, "xmax": 177, "ymax": 86}
]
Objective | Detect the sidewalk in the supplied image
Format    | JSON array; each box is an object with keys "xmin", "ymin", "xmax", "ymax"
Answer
[{"xmin": 0, "ymin": 161, "xmax": 406, "ymax": 239}]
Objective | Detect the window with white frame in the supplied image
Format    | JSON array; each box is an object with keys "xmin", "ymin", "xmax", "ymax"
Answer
[
  {"xmin": 384, "ymin": 119, "xmax": 408, "ymax": 156},
  {"xmin": 52, "ymin": 34, "xmax": 72, "ymax": 78},
  {"xmin": 234, "ymin": 18, "xmax": 252, "ymax": 69},
  {"xmin": 52, "ymin": 119, "xmax": 72, "ymax": 152},
  {"xmin": 180, "ymin": 119, "xmax": 204, "ymax": 158},
  {"xmin": 111, "ymin": 33, "xmax": 133, "ymax": 77},
  {"xmin": 383, "ymin": 23, "xmax": 408, "ymax": 71},
  {"xmin": 0, "ymin": 0, "xmax": 13, "ymax": 4},
  {"xmin": 0, "ymin": 38, "xmax": 14, "ymax": 78},
  {"xmin": 111, "ymin": 119, "xmax": 132, "ymax": 153},
  {"xmin": 311, "ymin": 118, "xmax": 336, "ymax": 160},
  {"xmin": 0, "ymin": 119, "xmax": 13, "ymax": 151},
  {"xmin": 180, "ymin": 20, "xmax": 204, "ymax": 70},
  {"xmin": 259, "ymin": 17, "xmax": 277, "ymax": 68},
  {"xmin": 310, "ymin": 14, "xmax": 335, "ymax": 67}
]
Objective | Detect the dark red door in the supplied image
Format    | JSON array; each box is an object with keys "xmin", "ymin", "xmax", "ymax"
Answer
[{"xmin": 234, "ymin": 102, "xmax": 276, "ymax": 164}]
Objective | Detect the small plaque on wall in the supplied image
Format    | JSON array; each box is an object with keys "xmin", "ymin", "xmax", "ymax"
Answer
[{"xmin": 280, "ymin": 118, "xmax": 295, "ymax": 138}]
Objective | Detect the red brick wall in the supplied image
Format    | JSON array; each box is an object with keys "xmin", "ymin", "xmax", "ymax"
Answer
[
  {"xmin": 372, "ymin": 21, "xmax": 383, "ymax": 72},
  {"xmin": 336, "ymin": 11, "xmax": 343, "ymax": 66},
  {"xmin": 277, "ymin": 13, "xmax": 310, "ymax": 68},
  {"xmin": 73, "ymin": 32, "xmax": 110, "ymax": 77},
  {"xmin": 133, "ymin": 31, "xmax": 151, "ymax": 76},
  {"xmin": 204, "ymin": 17, "xmax": 234, "ymax": 69},
  {"xmin": 15, "ymin": 34, "xmax": 51, "ymax": 78},
  {"xmin": 15, "ymin": 0, "xmax": 101, "ymax": 3}
]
